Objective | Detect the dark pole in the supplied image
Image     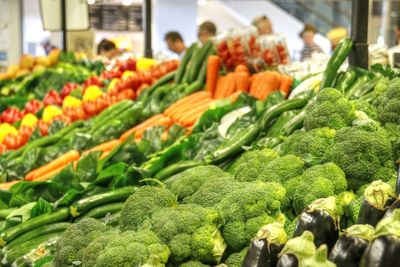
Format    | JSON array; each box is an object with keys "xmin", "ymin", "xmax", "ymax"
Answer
[
  {"xmin": 61, "ymin": 0, "xmax": 67, "ymax": 51},
  {"xmin": 349, "ymin": 0, "xmax": 369, "ymax": 68},
  {"xmin": 144, "ymin": 0, "xmax": 152, "ymax": 58}
]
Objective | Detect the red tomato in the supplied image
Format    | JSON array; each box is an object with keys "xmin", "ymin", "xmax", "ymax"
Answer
[
  {"xmin": 38, "ymin": 120, "xmax": 49, "ymax": 136},
  {"xmin": 3, "ymin": 134, "xmax": 23, "ymax": 150},
  {"xmin": 19, "ymin": 125, "xmax": 33, "ymax": 142},
  {"xmin": 117, "ymin": 89, "xmax": 135, "ymax": 101},
  {"xmin": 82, "ymin": 101, "xmax": 98, "ymax": 116},
  {"xmin": 60, "ymin": 83, "xmax": 79, "ymax": 99},
  {"xmin": 43, "ymin": 90, "xmax": 62, "ymax": 106},
  {"xmin": 1, "ymin": 108, "xmax": 23, "ymax": 124},
  {"xmin": 23, "ymin": 99, "xmax": 42, "ymax": 115}
]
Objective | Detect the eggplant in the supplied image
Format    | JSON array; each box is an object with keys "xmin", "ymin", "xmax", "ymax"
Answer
[
  {"xmin": 329, "ymin": 224, "xmax": 375, "ymax": 267},
  {"xmin": 360, "ymin": 209, "xmax": 400, "ymax": 267},
  {"xmin": 357, "ymin": 180, "xmax": 396, "ymax": 227},
  {"xmin": 243, "ymin": 223, "xmax": 287, "ymax": 267},
  {"xmin": 276, "ymin": 231, "xmax": 316, "ymax": 267},
  {"xmin": 384, "ymin": 198, "xmax": 400, "ymax": 219},
  {"xmin": 293, "ymin": 197, "xmax": 339, "ymax": 251}
]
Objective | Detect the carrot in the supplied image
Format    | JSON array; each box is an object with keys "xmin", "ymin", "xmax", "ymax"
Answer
[
  {"xmin": 100, "ymin": 151, "xmax": 111, "ymax": 160},
  {"xmin": 172, "ymin": 98, "xmax": 212, "ymax": 122},
  {"xmin": 249, "ymin": 73, "xmax": 263, "ymax": 97},
  {"xmin": 180, "ymin": 103, "xmax": 211, "ymax": 126},
  {"xmin": 279, "ymin": 74, "xmax": 294, "ymax": 97},
  {"xmin": 25, "ymin": 150, "xmax": 80, "ymax": 181},
  {"xmin": 205, "ymin": 55, "xmax": 221, "ymax": 95},
  {"xmin": 177, "ymin": 100, "xmax": 212, "ymax": 124},
  {"xmin": 164, "ymin": 91, "xmax": 211, "ymax": 117},
  {"xmin": 257, "ymin": 71, "xmax": 281, "ymax": 100},
  {"xmin": 0, "ymin": 180, "xmax": 20, "ymax": 190},
  {"xmin": 234, "ymin": 72, "xmax": 250, "ymax": 92},
  {"xmin": 222, "ymin": 73, "xmax": 237, "ymax": 98},
  {"xmin": 228, "ymin": 90, "xmax": 244, "ymax": 103},
  {"xmin": 213, "ymin": 76, "xmax": 227, "ymax": 99},
  {"xmin": 235, "ymin": 64, "xmax": 249, "ymax": 73},
  {"xmin": 84, "ymin": 139, "xmax": 121, "ymax": 155},
  {"xmin": 135, "ymin": 116, "xmax": 172, "ymax": 138},
  {"xmin": 34, "ymin": 163, "xmax": 70, "ymax": 182},
  {"xmin": 120, "ymin": 114, "xmax": 164, "ymax": 141}
]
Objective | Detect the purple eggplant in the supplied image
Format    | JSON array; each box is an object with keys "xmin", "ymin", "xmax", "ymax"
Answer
[
  {"xmin": 360, "ymin": 209, "xmax": 400, "ymax": 267},
  {"xmin": 243, "ymin": 223, "xmax": 287, "ymax": 267},
  {"xmin": 329, "ymin": 224, "xmax": 375, "ymax": 267},
  {"xmin": 276, "ymin": 231, "xmax": 316, "ymax": 267},
  {"xmin": 357, "ymin": 180, "xmax": 396, "ymax": 227},
  {"xmin": 293, "ymin": 197, "xmax": 339, "ymax": 251}
]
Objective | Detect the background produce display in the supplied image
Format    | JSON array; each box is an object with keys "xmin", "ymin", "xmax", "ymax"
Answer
[{"xmin": 0, "ymin": 38, "xmax": 400, "ymax": 267}]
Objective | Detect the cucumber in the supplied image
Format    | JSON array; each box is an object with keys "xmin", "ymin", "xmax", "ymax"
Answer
[
  {"xmin": 6, "ymin": 222, "xmax": 70, "ymax": 248},
  {"xmin": 259, "ymin": 98, "xmax": 309, "ymax": 131},
  {"xmin": 345, "ymin": 76, "xmax": 370, "ymax": 99},
  {"xmin": 184, "ymin": 81, "xmax": 203, "ymax": 95},
  {"xmin": 92, "ymin": 100, "xmax": 132, "ymax": 126},
  {"xmin": 182, "ymin": 46, "xmax": 201, "ymax": 84},
  {"xmin": 282, "ymin": 110, "xmax": 306, "ymax": 136},
  {"xmin": 76, "ymin": 202, "xmax": 124, "ymax": 221},
  {"xmin": 149, "ymin": 70, "xmax": 177, "ymax": 95},
  {"xmin": 175, "ymin": 43, "xmax": 197, "ymax": 83},
  {"xmin": 1, "ymin": 232, "xmax": 61, "ymax": 266},
  {"xmin": 0, "ymin": 208, "xmax": 69, "ymax": 247},
  {"xmin": 188, "ymin": 41, "xmax": 213, "ymax": 83},
  {"xmin": 155, "ymin": 160, "xmax": 204, "ymax": 181},
  {"xmin": 70, "ymin": 186, "xmax": 137, "ymax": 217}
]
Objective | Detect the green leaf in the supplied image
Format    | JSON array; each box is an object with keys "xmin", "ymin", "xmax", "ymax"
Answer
[
  {"xmin": 94, "ymin": 163, "xmax": 128, "ymax": 186},
  {"xmin": 30, "ymin": 198, "xmax": 53, "ymax": 218},
  {"xmin": 75, "ymin": 151, "xmax": 101, "ymax": 182},
  {"xmin": 7, "ymin": 202, "xmax": 36, "ymax": 222}
]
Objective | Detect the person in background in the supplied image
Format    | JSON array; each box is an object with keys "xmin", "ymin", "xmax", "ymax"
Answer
[
  {"xmin": 299, "ymin": 24, "xmax": 324, "ymax": 61},
  {"xmin": 252, "ymin": 15, "xmax": 273, "ymax": 35},
  {"xmin": 164, "ymin": 31, "xmax": 186, "ymax": 58},
  {"xmin": 41, "ymin": 40, "xmax": 57, "ymax": 55},
  {"xmin": 326, "ymin": 27, "xmax": 348, "ymax": 51},
  {"xmin": 97, "ymin": 39, "xmax": 117, "ymax": 59},
  {"xmin": 198, "ymin": 21, "xmax": 217, "ymax": 44}
]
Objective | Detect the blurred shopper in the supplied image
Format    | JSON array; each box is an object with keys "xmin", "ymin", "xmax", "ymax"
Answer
[
  {"xmin": 198, "ymin": 21, "xmax": 217, "ymax": 44},
  {"xmin": 97, "ymin": 39, "xmax": 117, "ymax": 59},
  {"xmin": 252, "ymin": 15, "xmax": 273, "ymax": 35},
  {"xmin": 164, "ymin": 31, "xmax": 186, "ymax": 57},
  {"xmin": 300, "ymin": 24, "xmax": 324, "ymax": 61},
  {"xmin": 326, "ymin": 27, "xmax": 348, "ymax": 51},
  {"xmin": 41, "ymin": 40, "xmax": 57, "ymax": 55}
]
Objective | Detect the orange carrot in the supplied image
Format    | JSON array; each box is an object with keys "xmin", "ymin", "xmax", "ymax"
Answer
[
  {"xmin": 100, "ymin": 151, "xmax": 111, "ymax": 159},
  {"xmin": 213, "ymin": 76, "xmax": 227, "ymax": 99},
  {"xmin": 205, "ymin": 56, "xmax": 221, "ymax": 95},
  {"xmin": 120, "ymin": 114, "xmax": 164, "ymax": 141},
  {"xmin": 279, "ymin": 74, "xmax": 294, "ymax": 97},
  {"xmin": 222, "ymin": 73, "xmax": 237, "ymax": 98},
  {"xmin": 164, "ymin": 91, "xmax": 211, "ymax": 117},
  {"xmin": 25, "ymin": 150, "xmax": 80, "ymax": 181},
  {"xmin": 249, "ymin": 73, "xmax": 263, "ymax": 97},
  {"xmin": 0, "ymin": 180, "xmax": 20, "ymax": 190},
  {"xmin": 172, "ymin": 98, "xmax": 212, "ymax": 122},
  {"xmin": 228, "ymin": 90, "xmax": 244, "ymax": 103},
  {"xmin": 257, "ymin": 71, "xmax": 281, "ymax": 99},
  {"xmin": 177, "ymin": 100, "xmax": 212, "ymax": 123},
  {"xmin": 135, "ymin": 116, "xmax": 172, "ymax": 138},
  {"xmin": 180, "ymin": 103, "xmax": 211, "ymax": 126},
  {"xmin": 235, "ymin": 64, "xmax": 249, "ymax": 73},
  {"xmin": 234, "ymin": 72, "xmax": 250, "ymax": 92},
  {"xmin": 84, "ymin": 139, "xmax": 121, "ymax": 155},
  {"xmin": 34, "ymin": 164, "xmax": 70, "ymax": 182}
]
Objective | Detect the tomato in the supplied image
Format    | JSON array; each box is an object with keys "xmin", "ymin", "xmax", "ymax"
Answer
[
  {"xmin": 38, "ymin": 120, "xmax": 49, "ymax": 136},
  {"xmin": 1, "ymin": 108, "xmax": 23, "ymax": 124},
  {"xmin": 43, "ymin": 90, "xmax": 63, "ymax": 106},
  {"xmin": 117, "ymin": 89, "xmax": 135, "ymax": 101},
  {"xmin": 0, "ymin": 143, "xmax": 7, "ymax": 154},
  {"xmin": 64, "ymin": 107, "xmax": 87, "ymax": 122},
  {"xmin": 82, "ymin": 101, "xmax": 98, "ymax": 116},
  {"xmin": 60, "ymin": 82, "xmax": 79, "ymax": 99},
  {"xmin": 24, "ymin": 99, "xmax": 42, "ymax": 115},
  {"xmin": 101, "ymin": 70, "xmax": 122, "ymax": 80},
  {"xmin": 83, "ymin": 76, "xmax": 103, "ymax": 92},
  {"xmin": 3, "ymin": 134, "xmax": 23, "ymax": 150},
  {"xmin": 19, "ymin": 125, "xmax": 33, "ymax": 142}
]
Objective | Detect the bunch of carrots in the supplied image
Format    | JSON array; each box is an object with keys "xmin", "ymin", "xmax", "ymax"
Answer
[{"xmin": 206, "ymin": 55, "xmax": 293, "ymax": 100}]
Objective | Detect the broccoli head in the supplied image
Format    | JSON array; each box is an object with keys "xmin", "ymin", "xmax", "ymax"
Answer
[
  {"xmin": 148, "ymin": 204, "xmax": 226, "ymax": 264},
  {"xmin": 92, "ymin": 229, "xmax": 170, "ymax": 267},
  {"xmin": 119, "ymin": 185, "xmax": 177, "ymax": 232},
  {"xmin": 179, "ymin": 261, "xmax": 210, "ymax": 267},
  {"xmin": 327, "ymin": 125, "xmax": 394, "ymax": 190},
  {"xmin": 279, "ymin": 128, "xmax": 336, "ymax": 166},
  {"xmin": 304, "ymin": 88, "xmax": 356, "ymax": 130},
  {"xmin": 352, "ymin": 100, "xmax": 378, "ymax": 120},
  {"xmin": 216, "ymin": 181, "xmax": 285, "ymax": 251},
  {"xmin": 257, "ymin": 155, "xmax": 305, "ymax": 184},
  {"xmin": 166, "ymin": 166, "xmax": 232, "ymax": 202},
  {"xmin": 374, "ymin": 77, "xmax": 400, "ymax": 125},
  {"xmin": 302, "ymin": 162, "xmax": 347, "ymax": 194},
  {"xmin": 228, "ymin": 148, "xmax": 279, "ymax": 182},
  {"xmin": 185, "ymin": 176, "xmax": 241, "ymax": 207},
  {"xmin": 383, "ymin": 123, "xmax": 400, "ymax": 161},
  {"xmin": 53, "ymin": 218, "xmax": 108, "ymax": 267},
  {"xmin": 224, "ymin": 248, "xmax": 248, "ymax": 267}
]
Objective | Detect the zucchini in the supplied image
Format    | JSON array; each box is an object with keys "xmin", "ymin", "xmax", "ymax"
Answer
[
  {"xmin": 1, "ymin": 232, "xmax": 61, "ymax": 266},
  {"xmin": 0, "ymin": 208, "xmax": 69, "ymax": 247},
  {"xmin": 70, "ymin": 186, "xmax": 137, "ymax": 217},
  {"xmin": 345, "ymin": 76, "xmax": 370, "ymax": 99},
  {"xmin": 336, "ymin": 70, "xmax": 357, "ymax": 93},
  {"xmin": 6, "ymin": 222, "xmax": 70, "ymax": 248},
  {"xmin": 149, "ymin": 70, "xmax": 177, "ymax": 94},
  {"xmin": 282, "ymin": 110, "xmax": 306, "ymax": 136},
  {"xmin": 259, "ymin": 98, "xmax": 308, "ymax": 131},
  {"xmin": 188, "ymin": 41, "xmax": 213, "ymax": 83},
  {"xmin": 155, "ymin": 160, "xmax": 204, "ymax": 181},
  {"xmin": 197, "ymin": 48, "xmax": 216, "ymax": 85},
  {"xmin": 182, "ymin": 46, "xmax": 201, "ymax": 84},
  {"xmin": 184, "ymin": 81, "xmax": 203, "ymax": 95},
  {"xmin": 76, "ymin": 202, "xmax": 124, "ymax": 221},
  {"xmin": 175, "ymin": 43, "xmax": 197, "ymax": 83}
]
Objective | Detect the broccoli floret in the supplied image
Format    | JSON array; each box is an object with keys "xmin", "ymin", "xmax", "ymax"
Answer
[
  {"xmin": 180, "ymin": 261, "xmax": 210, "ymax": 267},
  {"xmin": 185, "ymin": 176, "xmax": 241, "ymax": 207},
  {"xmin": 373, "ymin": 77, "xmax": 390, "ymax": 99},
  {"xmin": 257, "ymin": 155, "xmax": 305, "ymax": 184},
  {"xmin": 327, "ymin": 125, "xmax": 394, "ymax": 190},
  {"xmin": 216, "ymin": 181, "xmax": 285, "ymax": 251},
  {"xmin": 304, "ymin": 88, "xmax": 356, "ymax": 130},
  {"xmin": 280, "ymin": 128, "xmax": 336, "ymax": 166},
  {"xmin": 119, "ymin": 185, "xmax": 177, "ymax": 231},
  {"xmin": 224, "ymin": 248, "xmax": 248, "ymax": 267},
  {"xmin": 352, "ymin": 100, "xmax": 378, "ymax": 120},
  {"xmin": 383, "ymin": 123, "xmax": 400, "ymax": 161},
  {"xmin": 148, "ymin": 204, "xmax": 226, "ymax": 264},
  {"xmin": 53, "ymin": 218, "xmax": 107, "ymax": 267},
  {"xmin": 374, "ymin": 77, "xmax": 400, "ymax": 125},
  {"xmin": 166, "ymin": 166, "xmax": 232, "ymax": 201},
  {"xmin": 228, "ymin": 148, "xmax": 279, "ymax": 182},
  {"xmin": 302, "ymin": 163, "xmax": 347, "ymax": 194},
  {"xmin": 79, "ymin": 230, "xmax": 118, "ymax": 267}
]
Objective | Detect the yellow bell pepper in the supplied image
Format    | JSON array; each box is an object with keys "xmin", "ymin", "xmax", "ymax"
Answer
[
  {"xmin": 136, "ymin": 58, "xmax": 156, "ymax": 71},
  {"xmin": 83, "ymin": 85, "xmax": 104, "ymax": 102},
  {"xmin": 0, "ymin": 123, "xmax": 18, "ymax": 143},
  {"xmin": 63, "ymin": 96, "xmax": 82, "ymax": 109},
  {"xmin": 121, "ymin": 70, "xmax": 136, "ymax": 79},
  {"xmin": 21, "ymin": 113, "xmax": 38, "ymax": 128},
  {"xmin": 42, "ymin": 105, "xmax": 63, "ymax": 122},
  {"xmin": 107, "ymin": 78, "xmax": 120, "ymax": 92}
]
